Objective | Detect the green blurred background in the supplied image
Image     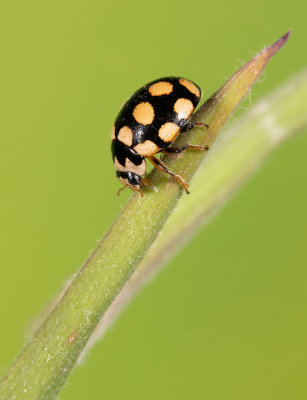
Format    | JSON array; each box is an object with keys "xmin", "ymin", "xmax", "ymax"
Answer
[{"xmin": 1, "ymin": 0, "xmax": 306, "ymax": 398}]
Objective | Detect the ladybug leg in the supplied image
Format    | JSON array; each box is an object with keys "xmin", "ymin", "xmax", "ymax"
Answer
[
  {"xmin": 165, "ymin": 122, "xmax": 209, "ymax": 153},
  {"xmin": 141, "ymin": 177, "xmax": 153, "ymax": 187},
  {"xmin": 117, "ymin": 185, "xmax": 127, "ymax": 196},
  {"xmin": 162, "ymin": 144, "xmax": 209, "ymax": 154},
  {"xmin": 117, "ymin": 184, "xmax": 143, "ymax": 197},
  {"xmin": 147, "ymin": 156, "xmax": 190, "ymax": 194},
  {"xmin": 181, "ymin": 122, "xmax": 209, "ymax": 133}
]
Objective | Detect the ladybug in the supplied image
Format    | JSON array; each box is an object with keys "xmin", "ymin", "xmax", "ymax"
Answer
[{"xmin": 111, "ymin": 77, "xmax": 208, "ymax": 196}]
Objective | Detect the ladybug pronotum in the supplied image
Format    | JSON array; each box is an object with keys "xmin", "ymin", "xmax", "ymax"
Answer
[{"xmin": 111, "ymin": 77, "xmax": 208, "ymax": 196}]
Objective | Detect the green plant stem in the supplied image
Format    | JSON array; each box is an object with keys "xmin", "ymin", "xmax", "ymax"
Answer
[
  {"xmin": 87, "ymin": 67, "xmax": 307, "ymax": 349},
  {"xmin": 0, "ymin": 32, "xmax": 290, "ymax": 400}
]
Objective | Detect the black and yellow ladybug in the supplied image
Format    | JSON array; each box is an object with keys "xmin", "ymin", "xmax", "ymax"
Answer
[{"xmin": 111, "ymin": 77, "xmax": 208, "ymax": 196}]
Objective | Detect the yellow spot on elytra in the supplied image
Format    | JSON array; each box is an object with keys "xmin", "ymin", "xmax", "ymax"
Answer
[
  {"xmin": 134, "ymin": 140, "xmax": 159, "ymax": 156},
  {"xmin": 125, "ymin": 158, "xmax": 146, "ymax": 175},
  {"xmin": 115, "ymin": 156, "xmax": 146, "ymax": 175},
  {"xmin": 132, "ymin": 102, "xmax": 155, "ymax": 125},
  {"xmin": 179, "ymin": 79, "xmax": 201, "ymax": 98},
  {"xmin": 114, "ymin": 156, "xmax": 127, "ymax": 172},
  {"xmin": 174, "ymin": 98, "xmax": 194, "ymax": 119},
  {"xmin": 148, "ymin": 81, "xmax": 173, "ymax": 96},
  {"xmin": 118, "ymin": 126, "xmax": 133, "ymax": 146},
  {"xmin": 158, "ymin": 122, "xmax": 180, "ymax": 142}
]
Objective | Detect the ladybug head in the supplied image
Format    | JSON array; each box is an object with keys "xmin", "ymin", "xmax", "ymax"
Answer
[{"xmin": 116, "ymin": 171, "xmax": 141, "ymax": 189}]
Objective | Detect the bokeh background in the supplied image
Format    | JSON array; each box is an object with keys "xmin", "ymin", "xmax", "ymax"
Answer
[{"xmin": 1, "ymin": 0, "xmax": 306, "ymax": 399}]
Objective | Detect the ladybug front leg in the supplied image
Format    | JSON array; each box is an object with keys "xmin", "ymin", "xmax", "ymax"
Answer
[
  {"xmin": 117, "ymin": 183, "xmax": 144, "ymax": 197},
  {"xmin": 163, "ymin": 122, "xmax": 209, "ymax": 154},
  {"xmin": 147, "ymin": 156, "xmax": 190, "ymax": 194}
]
